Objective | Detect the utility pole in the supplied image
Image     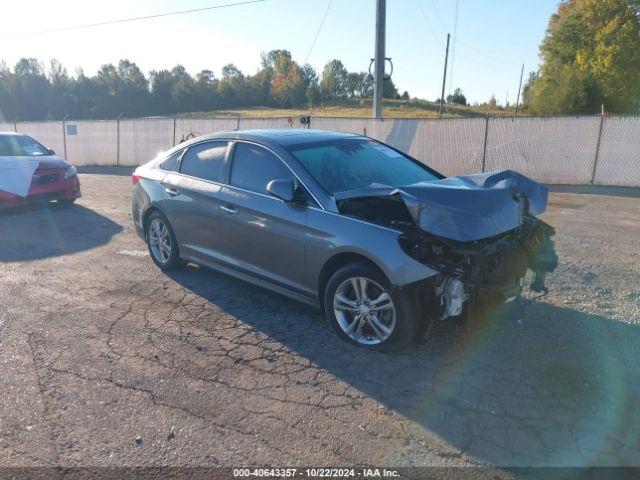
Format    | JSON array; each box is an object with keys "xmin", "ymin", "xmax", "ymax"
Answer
[
  {"xmin": 448, "ymin": 0, "xmax": 460, "ymax": 96},
  {"xmin": 372, "ymin": 0, "xmax": 386, "ymax": 119},
  {"xmin": 515, "ymin": 63, "xmax": 525, "ymax": 115},
  {"xmin": 438, "ymin": 33, "xmax": 451, "ymax": 118}
]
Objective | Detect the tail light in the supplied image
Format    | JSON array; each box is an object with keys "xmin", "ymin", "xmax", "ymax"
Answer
[{"xmin": 132, "ymin": 174, "xmax": 140, "ymax": 185}]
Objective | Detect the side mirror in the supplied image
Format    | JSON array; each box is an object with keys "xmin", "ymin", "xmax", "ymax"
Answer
[
  {"xmin": 266, "ymin": 179, "xmax": 295, "ymax": 203},
  {"xmin": 47, "ymin": 149, "xmax": 56, "ymax": 155}
]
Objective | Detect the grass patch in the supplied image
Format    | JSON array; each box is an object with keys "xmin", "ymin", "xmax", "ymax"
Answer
[{"xmin": 181, "ymin": 99, "xmax": 522, "ymax": 119}]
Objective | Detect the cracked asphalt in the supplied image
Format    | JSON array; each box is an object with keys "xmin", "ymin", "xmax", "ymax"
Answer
[{"xmin": 1, "ymin": 168, "xmax": 639, "ymax": 470}]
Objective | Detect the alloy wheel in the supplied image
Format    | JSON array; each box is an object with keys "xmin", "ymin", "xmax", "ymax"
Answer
[
  {"xmin": 148, "ymin": 218, "xmax": 172, "ymax": 264},
  {"xmin": 333, "ymin": 276, "xmax": 397, "ymax": 345}
]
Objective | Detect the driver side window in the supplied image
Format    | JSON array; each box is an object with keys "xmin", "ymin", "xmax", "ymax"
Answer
[{"xmin": 230, "ymin": 143, "xmax": 294, "ymax": 195}]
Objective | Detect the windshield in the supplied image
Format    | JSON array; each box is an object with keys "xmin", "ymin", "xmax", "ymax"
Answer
[
  {"xmin": 287, "ymin": 138, "xmax": 441, "ymax": 194},
  {"xmin": 0, "ymin": 135, "xmax": 49, "ymax": 157}
]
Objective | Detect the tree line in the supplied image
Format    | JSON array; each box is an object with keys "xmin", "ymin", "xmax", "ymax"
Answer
[
  {"xmin": 0, "ymin": 50, "xmax": 406, "ymax": 121},
  {"xmin": 524, "ymin": 0, "xmax": 640, "ymax": 115},
  {"xmin": 3, "ymin": 0, "xmax": 638, "ymax": 120}
]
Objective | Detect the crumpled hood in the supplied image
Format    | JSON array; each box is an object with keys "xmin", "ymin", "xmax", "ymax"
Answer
[
  {"xmin": 0, "ymin": 155, "xmax": 69, "ymax": 198},
  {"xmin": 335, "ymin": 170, "xmax": 549, "ymax": 242}
]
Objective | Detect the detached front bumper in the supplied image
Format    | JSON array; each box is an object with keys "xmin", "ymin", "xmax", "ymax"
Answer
[{"xmin": 433, "ymin": 276, "xmax": 524, "ymax": 321}]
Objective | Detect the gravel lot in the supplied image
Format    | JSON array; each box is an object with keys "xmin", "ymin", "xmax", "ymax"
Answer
[{"xmin": 1, "ymin": 169, "xmax": 639, "ymax": 471}]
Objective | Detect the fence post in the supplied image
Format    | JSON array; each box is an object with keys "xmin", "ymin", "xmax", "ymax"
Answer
[
  {"xmin": 236, "ymin": 116, "xmax": 241, "ymax": 131},
  {"xmin": 62, "ymin": 114, "xmax": 69, "ymax": 160},
  {"xmin": 590, "ymin": 113, "xmax": 606, "ymax": 185},
  {"xmin": 481, "ymin": 113, "xmax": 490, "ymax": 173},
  {"xmin": 13, "ymin": 121, "xmax": 18, "ymax": 133},
  {"xmin": 116, "ymin": 112, "xmax": 123, "ymax": 166},
  {"xmin": 173, "ymin": 116, "xmax": 178, "ymax": 145}
]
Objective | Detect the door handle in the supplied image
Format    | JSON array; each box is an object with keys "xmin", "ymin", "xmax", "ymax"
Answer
[
  {"xmin": 220, "ymin": 205, "xmax": 238, "ymax": 215},
  {"xmin": 165, "ymin": 187, "xmax": 180, "ymax": 196}
]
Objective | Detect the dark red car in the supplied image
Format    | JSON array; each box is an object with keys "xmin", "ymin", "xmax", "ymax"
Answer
[{"xmin": 0, "ymin": 132, "xmax": 81, "ymax": 209}]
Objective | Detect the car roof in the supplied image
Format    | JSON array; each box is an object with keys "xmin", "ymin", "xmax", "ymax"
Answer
[
  {"xmin": 182, "ymin": 129, "xmax": 362, "ymax": 149},
  {"xmin": 0, "ymin": 132, "xmax": 23, "ymax": 137}
]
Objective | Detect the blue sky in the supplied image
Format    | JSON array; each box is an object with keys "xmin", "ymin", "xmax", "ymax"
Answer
[{"xmin": 3, "ymin": 0, "xmax": 559, "ymax": 104}]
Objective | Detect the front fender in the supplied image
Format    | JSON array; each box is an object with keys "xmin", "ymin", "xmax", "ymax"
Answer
[{"xmin": 305, "ymin": 208, "xmax": 439, "ymax": 292}]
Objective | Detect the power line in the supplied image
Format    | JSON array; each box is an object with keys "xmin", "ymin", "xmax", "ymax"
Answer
[
  {"xmin": 414, "ymin": 0, "xmax": 440, "ymax": 44},
  {"xmin": 419, "ymin": 0, "xmax": 519, "ymax": 68},
  {"xmin": 427, "ymin": 0, "xmax": 447, "ymax": 34},
  {"xmin": 1, "ymin": 0, "xmax": 269, "ymax": 39},
  {"xmin": 303, "ymin": 0, "xmax": 333, "ymax": 65}
]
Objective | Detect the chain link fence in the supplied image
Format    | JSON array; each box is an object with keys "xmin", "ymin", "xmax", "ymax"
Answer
[{"xmin": 3, "ymin": 115, "xmax": 639, "ymax": 186}]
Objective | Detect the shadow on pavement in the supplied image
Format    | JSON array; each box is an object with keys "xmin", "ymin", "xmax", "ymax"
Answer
[
  {"xmin": 167, "ymin": 264, "xmax": 640, "ymax": 467},
  {"xmin": 0, "ymin": 203, "xmax": 122, "ymax": 262}
]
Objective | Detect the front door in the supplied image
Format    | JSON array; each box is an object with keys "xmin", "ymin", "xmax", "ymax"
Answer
[{"xmin": 216, "ymin": 142, "xmax": 310, "ymax": 296}]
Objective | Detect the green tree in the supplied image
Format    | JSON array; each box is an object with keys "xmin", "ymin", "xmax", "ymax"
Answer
[
  {"xmin": 171, "ymin": 65, "xmax": 198, "ymax": 112},
  {"xmin": 529, "ymin": 0, "xmax": 640, "ymax": 114},
  {"xmin": 217, "ymin": 64, "xmax": 246, "ymax": 108},
  {"xmin": 195, "ymin": 70, "xmax": 218, "ymax": 111},
  {"xmin": 149, "ymin": 69, "xmax": 175, "ymax": 114},
  {"xmin": 0, "ymin": 61, "xmax": 19, "ymax": 121},
  {"xmin": 382, "ymin": 77, "xmax": 399, "ymax": 99},
  {"xmin": 13, "ymin": 58, "xmax": 50, "ymax": 120},
  {"xmin": 346, "ymin": 72, "xmax": 372, "ymax": 100},
  {"xmin": 447, "ymin": 87, "xmax": 467, "ymax": 105},
  {"xmin": 117, "ymin": 60, "xmax": 150, "ymax": 116},
  {"xmin": 262, "ymin": 50, "xmax": 307, "ymax": 107},
  {"xmin": 319, "ymin": 60, "xmax": 348, "ymax": 100},
  {"xmin": 306, "ymin": 83, "xmax": 321, "ymax": 107}
]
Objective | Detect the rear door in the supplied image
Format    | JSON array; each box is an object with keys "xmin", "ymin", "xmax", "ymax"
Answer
[
  {"xmin": 217, "ymin": 142, "xmax": 311, "ymax": 296},
  {"xmin": 161, "ymin": 141, "xmax": 230, "ymax": 262}
]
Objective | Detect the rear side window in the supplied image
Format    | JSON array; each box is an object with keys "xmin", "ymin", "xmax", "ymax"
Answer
[
  {"xmin": 158, "ymin": 150, "xmax": 183, "ymax": 172},
  {"xmin": 230, "ymin": 143, "xmax": 292, "ymax": 195},
  {"xmin": 179, "ymin": 142, "xmax": 228, "ymax": 182}
]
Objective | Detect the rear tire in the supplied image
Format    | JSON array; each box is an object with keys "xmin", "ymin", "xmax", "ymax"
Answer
[
  {"xmin": 323, "ymin": 262, "xmax": 421, "ymax": 352},
  {"xmin": 145, "ymin": 211, "xmax": 182, "ymax": 271},
  {"xmin": 57, "ymin": 198, "xmax": 76, "ymax": 206}
]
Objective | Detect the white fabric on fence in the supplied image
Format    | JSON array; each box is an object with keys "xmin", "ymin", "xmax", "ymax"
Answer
[
  {"xmin": 311, "ymin": 117, "xmax": 369, "ymax": 135},
  {"xmin": 118, "ymin": 118, "xmax": 174, "ymax": 166},
  {"xmin": 4, "ymin": 115, "xmax": 640, "ymax": 187},
  {"xmin": 175, "ymin": 118, "xmax": 238, "ymax": 141},
  {"xmin": 594, "ymin": 116, "xmax": 640, "ymax": 187},
  {"xmin": 484, "ymin": 116, "xmax": 601, "ymax": 185},
  {"xmin": 65, "ymin": 120, "xmax": 118, "ymax": 166},
  {"xmin": 403, "ymin": 118, "xmax": 486, "ymax": 176},
  {"xmin": 239, "ymin": 118, "xmax": 297, "ymax": 130}
]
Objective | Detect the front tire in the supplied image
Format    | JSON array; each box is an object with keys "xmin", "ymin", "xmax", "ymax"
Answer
[
  {"xmin": 323, "ymin": 262, "xmax": 421, "ymax": 351},
  {"xmin": 145, "ymin": 211, "xmax": 182, "ymax": 271}
]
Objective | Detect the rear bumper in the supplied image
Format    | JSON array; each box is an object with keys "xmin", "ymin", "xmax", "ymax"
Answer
[{"xmin": 0, "ymin": 177, "xmax": 81, "ymax": 210}]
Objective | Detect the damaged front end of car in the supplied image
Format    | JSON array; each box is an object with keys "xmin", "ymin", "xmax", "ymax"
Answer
[
  {"xmin": 397, "ymin": 215, "xmax": 558, "ymax": 320},
  {"xmin": 335, "ymin": 170, "xmax": 559, "ymax": 321}
]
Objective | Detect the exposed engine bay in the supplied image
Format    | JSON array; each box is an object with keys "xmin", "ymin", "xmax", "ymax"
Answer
[{"xmin": 335, "ymin": 170, "xmax": 559, "ymax": 320}]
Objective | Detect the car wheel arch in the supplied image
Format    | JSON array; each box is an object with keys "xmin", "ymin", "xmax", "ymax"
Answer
[
  {"xmin": 318, "ymin": 252, "xmax": 388, "ymax": 313},
  {"xmin": 142, "ymin": 206, "xmax": 170, "ymax": 240}
]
